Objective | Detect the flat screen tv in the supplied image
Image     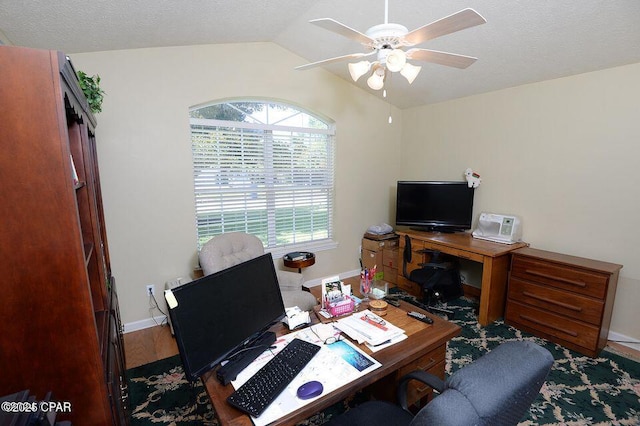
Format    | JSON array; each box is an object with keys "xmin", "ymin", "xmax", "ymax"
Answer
[
  {"xmin": 395, "ymin": 181, "xmax": 475, "ymax": 233},
  {"xmin": 167, "ymin": 253, "xmax": 285, "ymax": 381}
]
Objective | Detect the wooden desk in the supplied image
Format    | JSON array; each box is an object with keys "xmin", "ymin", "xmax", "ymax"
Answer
[
  {"xmin": 201, "ymin": 278, "xmax": 460, "ymax": 425},
  {"xmin": 396, "ymin": 230, "xmax": 528, "ymax": 326}
]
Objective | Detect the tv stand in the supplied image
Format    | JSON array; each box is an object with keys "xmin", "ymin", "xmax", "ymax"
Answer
[{"xmin": 397, "ymin": 230, "xmax": 528, "ymax": 326}]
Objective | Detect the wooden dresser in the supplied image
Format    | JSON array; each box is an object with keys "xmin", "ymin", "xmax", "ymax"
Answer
[{"xmin": 505, "ymin": 247, "xmax": 622, "ymax": 357}]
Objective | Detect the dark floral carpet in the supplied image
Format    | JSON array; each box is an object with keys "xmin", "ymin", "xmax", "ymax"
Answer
[{"xmin": 127, "ymin": 296, "xmax": 640, "ymax": 425}]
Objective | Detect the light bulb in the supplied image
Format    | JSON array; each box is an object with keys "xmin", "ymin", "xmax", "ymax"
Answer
[
  {"xmin": 388, "ymin": 115, "xmax": 393, "ymax": 124},
  {"xmin": 367, "ymin": 67, "xmax": 385, "ymax": 90},
  {"xmin": 400, "ymin": 62, "xmax": 422, "ymax": 84},
  {"xmin": 386, "ymin": 49, "xmax": 407, "ymax": 73},
  {"xmin": 348, "ymin": 61, "xmax": 372, "ymax": 82},
  {"xmin": 383, "ymin": 89, "xmax": 387, "ymax": 98}
]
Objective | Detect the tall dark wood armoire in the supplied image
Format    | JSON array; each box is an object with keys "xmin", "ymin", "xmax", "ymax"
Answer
[{"xmin": 0, "ymin": 46, "xmax": 128, "ymax": 424}]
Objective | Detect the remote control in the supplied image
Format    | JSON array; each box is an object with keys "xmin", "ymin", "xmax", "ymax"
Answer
[{"xmin": 407, "ymin": 311, "xmax": 433, "ymax": 324}]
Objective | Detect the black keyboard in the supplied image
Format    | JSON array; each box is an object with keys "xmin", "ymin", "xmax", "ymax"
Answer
[{"xmin": 226, "ymin": 338, "xmax": 321, "ymax": 417}]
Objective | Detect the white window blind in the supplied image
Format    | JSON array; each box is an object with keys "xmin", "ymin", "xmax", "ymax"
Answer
[{"xmin": 190, "ymin": 101, "xmax": 335, "ymax": 250}]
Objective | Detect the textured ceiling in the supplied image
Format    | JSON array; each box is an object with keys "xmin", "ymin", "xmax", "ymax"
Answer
[{"xmin": 1, "ymin": 0, "xmax": 639, "ymax": 109}]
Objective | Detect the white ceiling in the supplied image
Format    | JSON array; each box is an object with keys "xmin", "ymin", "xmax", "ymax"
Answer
[{"xmin": 1, "ymin": 1, "xmax": 639, "ymax": 109}]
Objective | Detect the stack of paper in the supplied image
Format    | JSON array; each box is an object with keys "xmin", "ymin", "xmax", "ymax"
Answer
[{"xmin": 334, "ymin": 310, "xmax": 406, "ymax": 351}]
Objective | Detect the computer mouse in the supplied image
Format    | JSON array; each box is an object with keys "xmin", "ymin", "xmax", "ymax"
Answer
[{"xmin": 296, "ymin": 380, "xmax": 323, "ymax": 400}]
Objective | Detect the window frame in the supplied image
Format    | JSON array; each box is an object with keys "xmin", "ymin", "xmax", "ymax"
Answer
[{"xmin": 190, "ymin": 100, "xmax": 337, "ymax": 258}]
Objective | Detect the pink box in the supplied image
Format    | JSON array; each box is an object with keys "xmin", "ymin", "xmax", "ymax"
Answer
[{"xmin": 328, "ymin": 296, "xmax": 355, "ymax": 317}]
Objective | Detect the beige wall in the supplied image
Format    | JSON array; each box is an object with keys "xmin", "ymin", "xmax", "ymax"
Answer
[
  {"xmin": 73, "ymin": 42, "xmax": 638, "ymax": 342},
  {"xmin": 71, "ymin": 43, "xmax": 402, "ymax": 326},
  {"xmin": 402, "ymin": 62, "xmax": 640, "ymax": 340}
]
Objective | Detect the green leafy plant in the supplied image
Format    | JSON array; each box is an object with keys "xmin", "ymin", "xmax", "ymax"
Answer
[{"xmin": 76, "ymin": 71, "xmax": 105, "ymax": 114}]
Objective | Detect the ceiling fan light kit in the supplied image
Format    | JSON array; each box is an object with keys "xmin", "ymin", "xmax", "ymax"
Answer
[
  {"xmin": 400, "ymin": 62, "xmax": 422, "ymax": 84},
  {"xmin": 348, "ymin": 60, "xmax": 372, "ymax": 82},
  {"xmin": 384, "ymin": 49, "xmax": 406, "ymax": 72},
  {"xmin": 296, "ymin": 0, "xmax": 486, "ymax": 93},
  {"xmin": 367, "ymin": 65, "xmax": 386, "ymax": 90}
]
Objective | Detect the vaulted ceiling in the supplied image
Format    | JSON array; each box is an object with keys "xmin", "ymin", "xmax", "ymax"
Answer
[{"xmin": 1, "ymin": 0, "xmax": 639, "ymax": 109}]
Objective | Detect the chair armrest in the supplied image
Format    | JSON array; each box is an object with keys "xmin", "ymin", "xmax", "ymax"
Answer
[
  {"xmin": 276, "ymin": 270, "xmax": 304, "ymax": 291},
  {"xmin": 397, "ymin": 370, "xmax": 446, "ymax": 412}
]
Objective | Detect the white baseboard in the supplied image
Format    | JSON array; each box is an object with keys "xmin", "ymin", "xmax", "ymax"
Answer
[
  {"xmin": 123, "ymin": 269, "xmax": 361, "ymax": 332},
  {"xmin": 607, "ymin": 331, "xmax": 640, "ymax": 351},
  {"xmin": 124, "ymin": 315, "xmax": 167, "ymax": 333}
]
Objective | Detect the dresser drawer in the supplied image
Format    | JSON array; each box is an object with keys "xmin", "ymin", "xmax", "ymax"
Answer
[
  {"xmin": 383, "ymin": 266, "xmax": 397, "ymax": 284},
  {"xmin": 511, "ymin": 256, "xmax": 608, "ymax": 299},
  {"xmin": 506, "ymin": 300, "xmax": 599, "ymax": 350},
  {"xmin": 508, "ymin": 277, "xmax": 604, "ymax": 325},
  {"xmin": 397, "ymin": 344, "xmax": 446, "ymax": 406},
  {"xmin": 383, "ymin": 248, "xmax": 398, "ymax": 268},
  {"xmin": 421, "ymin": 241, "xmax": 484, "ymax": 263}
]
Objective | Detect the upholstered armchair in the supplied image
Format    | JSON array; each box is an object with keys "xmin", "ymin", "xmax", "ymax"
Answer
[
  {"xmin": 199, "ymin": 232, "xmax": 317, "ymax": 312},
  {"xmin": 327, "ymin": 340, "xmax": 554, "ymax": 426}
]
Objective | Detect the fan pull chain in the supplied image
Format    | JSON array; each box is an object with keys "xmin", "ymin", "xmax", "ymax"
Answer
[{"xmin": 385, "ymin": 71, "xmax": 392, "ymax": 124}]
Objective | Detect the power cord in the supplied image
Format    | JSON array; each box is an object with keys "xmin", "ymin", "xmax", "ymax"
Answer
[{"xmin": 148, "ymin": 289, "xmax": 168, "ymax": 326}]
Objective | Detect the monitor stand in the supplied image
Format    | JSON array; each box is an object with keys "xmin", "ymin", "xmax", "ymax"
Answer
[{"xmin": 216, "ymin": 331, "xmax": 276, "ymax": 385}]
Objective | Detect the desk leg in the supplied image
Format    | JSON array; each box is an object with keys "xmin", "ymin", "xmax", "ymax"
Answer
[{"xmin": 478, "ymin": 255, "xmax": 511, "ymax": 326}]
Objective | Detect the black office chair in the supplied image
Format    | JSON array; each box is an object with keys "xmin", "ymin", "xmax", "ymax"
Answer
[
  {"xmin": 402, "ymin": 235, "xmax": 463, "ymax": 317},
  {"xmin": 326, "ymin": 340, "xmax": 554, "ymax": 426}
]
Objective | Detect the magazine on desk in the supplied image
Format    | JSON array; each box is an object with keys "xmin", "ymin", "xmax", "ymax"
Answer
[
  {"xmin": 231, "ymin": 326, "xmax": 381, "ymax": 426},
  {"xmin": 334, "ymin": 309, "xmax": 406, "ymax": 347}
]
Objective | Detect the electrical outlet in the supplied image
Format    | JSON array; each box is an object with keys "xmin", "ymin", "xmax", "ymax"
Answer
[{"xmin": 146, "ymin": 284, "xmax": 155, "ymax": 297}]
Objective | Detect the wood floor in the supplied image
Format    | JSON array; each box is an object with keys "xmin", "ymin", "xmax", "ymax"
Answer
[
  {"xmin": 124, "ymin": 324, "xmax": 178, "ymax": 369},
  {"xmin": 123, "ymin": 322, "xmax": 640, "ymax": 370}
]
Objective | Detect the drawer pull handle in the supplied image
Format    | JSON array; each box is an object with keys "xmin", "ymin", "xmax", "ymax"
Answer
[
  {"xmin": 524, "ymin": 270, "xmax": 587, "ymax": 288},
  {"xmin": 522, "ymin": 291, "xmax": 583, "ymax": 312},
  {"xmin": 417, "ymin": 357, "xmax": 437, "ymax": 371},
  {"xmin": 519, "ymin": 314, "xmax": 578, "ymax": 337},
  {"xmin": 416, "ymin": 384, "xmax": 430, "ymax": 393}
]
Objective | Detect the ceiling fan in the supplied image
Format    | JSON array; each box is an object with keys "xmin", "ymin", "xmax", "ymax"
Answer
[{"xmin": 295, "ymin": 0, "xmax": 486, "ymax": 91}]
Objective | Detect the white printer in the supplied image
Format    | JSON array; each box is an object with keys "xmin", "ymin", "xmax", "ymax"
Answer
[{"xmin": 472, "ymin": 213, "xmax": 522, "ymax": 244}]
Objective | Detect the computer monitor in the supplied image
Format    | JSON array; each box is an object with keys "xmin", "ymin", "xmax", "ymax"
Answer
[
  {"xmin": 396, "ymin": 181, "xmax": 475, "ymax": 233},
  {"xmin": 167, "ymin": 253, "xmax": 286, "ymax": 381}
]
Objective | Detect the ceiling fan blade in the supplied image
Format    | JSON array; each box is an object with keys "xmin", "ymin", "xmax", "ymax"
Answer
[
  {"xmin": 403, "ymin": 8, "xmax": 486, "ymax": 46},
  {"xmin": 295, "ymin": 52, "xmax": 375, "ymax": 71},
  {"xmin": 406, "ymin": 48, "xmax": 478, "ymax": 69},
  {"xmin": 309, "ymin": 18, "xmax": 375, "ymax": 46}
]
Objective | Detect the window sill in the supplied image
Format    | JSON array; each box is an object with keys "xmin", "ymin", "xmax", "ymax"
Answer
[{"xmin": 267, "ymin": 240, "xmax": 338, "ymax": 260}]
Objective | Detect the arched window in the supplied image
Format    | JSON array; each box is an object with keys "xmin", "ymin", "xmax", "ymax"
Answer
[{"xmin": 190, "ymin": 100, "xmax": 336, "ymax": 253}]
